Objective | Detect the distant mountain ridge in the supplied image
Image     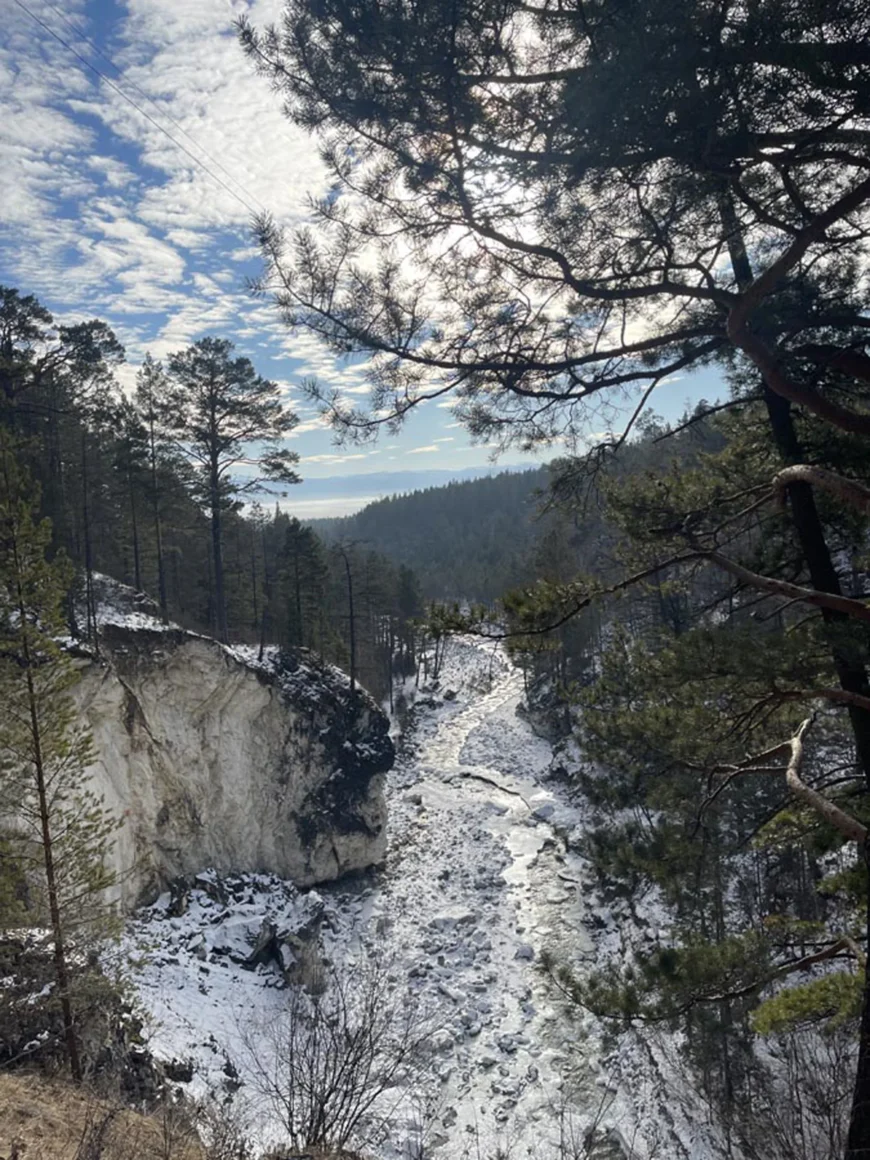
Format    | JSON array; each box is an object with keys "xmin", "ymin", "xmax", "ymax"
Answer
[
  {"xmin": 310, "ymin": 466, "xmax": 553, "ymax": 601},
  {"xmin": 291, "ymin": 463, "xmax": 526, "ymax": 496}
]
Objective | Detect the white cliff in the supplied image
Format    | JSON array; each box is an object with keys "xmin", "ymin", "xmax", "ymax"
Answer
[{"xmin": 72, "ymin": 584, "xmax": 392, "ymax": 910}]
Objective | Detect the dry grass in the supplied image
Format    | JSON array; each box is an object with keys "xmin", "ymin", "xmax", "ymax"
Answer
[{"xmin": 0, "ymin": 1073, "xmax": 203, "ymax": 1160}]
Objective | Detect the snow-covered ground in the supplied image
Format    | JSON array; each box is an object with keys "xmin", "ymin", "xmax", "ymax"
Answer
[{"xmin": 120, "ymin": 637, "xmax": 725, "ymax": 1159}]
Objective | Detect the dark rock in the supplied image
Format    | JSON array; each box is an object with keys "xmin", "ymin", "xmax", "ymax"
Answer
[
  {"xmin": 163, "ymin": 1057, "xmax": 194, "ymax": 1083},
  {"xmin": 167, "ymin": 877, "xmax": 190, "ymax": 917}
]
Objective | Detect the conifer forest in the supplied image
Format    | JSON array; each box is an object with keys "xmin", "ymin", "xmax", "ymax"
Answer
[{"xmin": 2, "ymin": 2, "xmax": 870, "ymax": 1159}]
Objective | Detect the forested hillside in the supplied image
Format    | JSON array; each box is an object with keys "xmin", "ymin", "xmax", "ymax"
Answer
[
  {"xmin": 315, "ymin": 418, "xmax": 722, "ymax": 608},
  {"xmin": 314, "ymin": 467, "xmax": 549, "ymax": 600}
]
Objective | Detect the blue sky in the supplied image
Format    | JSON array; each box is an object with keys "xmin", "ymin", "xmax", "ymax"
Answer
[{"xmin": 1, "ymin": 0, "xmax": 726, "ymax": 514}]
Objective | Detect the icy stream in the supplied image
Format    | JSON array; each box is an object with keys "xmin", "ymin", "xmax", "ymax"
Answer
[
  {"xmin": 122, "ymin": 638, "xmax": 713, "ymax": 1159},
  {"xmin": 373, "ymin": 639, "xmax": 597, "ymax": 1155}
]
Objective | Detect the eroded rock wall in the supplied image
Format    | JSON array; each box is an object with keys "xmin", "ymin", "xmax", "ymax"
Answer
[{"xmin": 72, "ymin": 627, "xmax": 392, "ymax": 910}]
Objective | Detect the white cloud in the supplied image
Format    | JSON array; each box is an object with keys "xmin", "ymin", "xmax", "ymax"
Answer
[
  {"xmin": 406, "ymin": 444, "xmax": 440, "ymax": 454},
  {"xmin": 0, "ymin": 0, "xmax": 332, "ymax": 376},
  {"xmin": 303, "ymin": 452, "xmax": 369, "ymax": 464},
  {"xmin": 287, "ymin": 416, "xmax": 329, "ymax": 437}
]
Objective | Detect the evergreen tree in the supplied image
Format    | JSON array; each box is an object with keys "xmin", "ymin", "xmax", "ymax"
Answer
[
  {"xmin": 162, "ymin": 337, "xmax": 300, "ymax": 643},
  {"xmin": 134, "ymin": 354, "xmax": 172, "ymax": 618},
  {"xmin": 0, "ymin": 436, "xmax": 118, "ymax": 1080},
  {"xmin": 279, "ymin": 516, "xmax": 328, "ymax": 651}
]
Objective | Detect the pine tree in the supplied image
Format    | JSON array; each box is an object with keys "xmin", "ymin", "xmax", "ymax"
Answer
[
  {"xmin": 0, "ymin": 435, "xmax": 118, "ymax": 1080},
  {"xmin": 279, "ymin": 516, "xmax": 328, "ymax": 651},
  {"xmin": 162, "ymin": 337, "xmax": 300, "ymax": 643},
  {"xmin": 134, "ymin": 354, "xmax": 172, "ymax": 618}
]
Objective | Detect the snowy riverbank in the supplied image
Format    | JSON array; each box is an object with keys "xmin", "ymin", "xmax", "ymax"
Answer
[{"xmin": 120, "ymin": 637, "xmax": 723, "ymax": 1159}]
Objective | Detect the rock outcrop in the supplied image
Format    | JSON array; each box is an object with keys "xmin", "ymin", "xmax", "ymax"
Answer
[{"xmin": 72, "ymin": 587, "xmax": 392, "ymax": 910}]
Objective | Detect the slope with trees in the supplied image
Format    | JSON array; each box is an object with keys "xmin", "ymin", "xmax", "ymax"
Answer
[
  {"xmin": 160, "ymin": 337, "xmax": 300, "ymax": 644},
  {"xmin": 0, "ymin": 285, "xmax": 424, "ymax": 705},
  {"xmin": 314, "ymin": 467, "xmax": 550, "ymax": 601}
]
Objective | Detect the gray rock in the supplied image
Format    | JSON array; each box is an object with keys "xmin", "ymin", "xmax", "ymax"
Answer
[{"xmin": 70, "ymin": 621, "xmax": 394, "ymax": 910}]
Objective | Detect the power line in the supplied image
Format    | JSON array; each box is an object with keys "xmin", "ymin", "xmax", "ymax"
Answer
[
  {"xmin": 41, "ymin": 0, "xmax": 268, "ymax": 214},
  {"xmin": 11, "ymin": 0, "xmax": 262, "ymax": 219}
]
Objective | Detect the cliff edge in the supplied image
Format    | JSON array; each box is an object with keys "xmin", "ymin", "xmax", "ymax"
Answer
[{"xmin": 72, "ymin": 580, "xmax": 393, "ymax": 909}]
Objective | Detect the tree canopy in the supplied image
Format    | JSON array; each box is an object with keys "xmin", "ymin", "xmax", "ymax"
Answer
[{"xmin": 239, "ymin": 0, "xmax": 870, "ymax": 448}]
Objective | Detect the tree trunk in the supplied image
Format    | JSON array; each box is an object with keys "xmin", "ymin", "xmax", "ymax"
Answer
[
  {"xmin": 763, "ymin": 388, "xmax": 870, "ymax": 1160},
  {"xmin": 342, "ymin": 549, "xmax": 356, "ymax": 694},
  {"xmin": 14, "ymin": 575, "xmax": 82, "ymax": 1081},
  {"xmin": 851, "ymin": 866, "xmax": 870, "ymax": 1160},
  {"xmin": 294, "ymin": 554, "xmax": 303, "ymax": 648},
  {"xmin": 81, "ymin": 433, "xmax": 97, "ymax": 653},
  {"xmin": 258, "ymin": 523, "xmax": 270, "ymax": 662},
  {"xmin": 128, "ymin": 468, "xmax": 141, "ymax": 591},
  {"xmin": 722, "ymin": 199, "xmax": 870, "ymax": 1156},
  {"xmin": 148, "ymin": 417, "xmax": 168, "ymax": 620},
  {"xmin": 250, "ymin": 530, "xmax": 259, "ymax": 634},
  {"xmin": 210, "ymin": 473, "xmax": 228, "ymax": 644}
]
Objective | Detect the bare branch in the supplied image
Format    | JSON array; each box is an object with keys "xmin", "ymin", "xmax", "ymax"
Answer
[
  {"xmin": 773, "ymin": 464, "xmax": 870, "ymax": 515},
  {"xmin": 704, "ymin": 548, "xmax": 870, "ymax": 623},
  {"xmin": 784, "ymin": 717, "xmax": 867, "ymax": 844}
]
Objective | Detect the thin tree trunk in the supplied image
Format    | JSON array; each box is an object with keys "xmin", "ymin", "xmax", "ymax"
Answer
[
  {"xmin": 250, "ymin": 529, "xmax": 259, "ymax": 634},
  {"xmin": 294, "ymin": 554, "xmax": 303, "ymax": 648},
  {"xmin": 388, "ymin": 618, "xmax": 395, "ymax": 713},
  {"xmin": 128, "ymin": 467, "xmax": 141, "ymax": 591},
  {"xmin": 13, "ymin": 558, "xmax": 82, "ymax": 1081},
  {"xmin": 148, "ymin": 415, "xmax": 168, "ymax": 619},
  {"xmin": 210, "ymin": 471, "xmax": 228, "ymax": 644},
  {"xmin": 341, "ymin": 548, "xmax": 356, "ymax": 694},
  {"xmin": 258, "ymin": 523, "xmax": 270, "ymax": 662},
  {"xmin": 81, "ymin": 433, "xmax": 97, "ymax": 653}
]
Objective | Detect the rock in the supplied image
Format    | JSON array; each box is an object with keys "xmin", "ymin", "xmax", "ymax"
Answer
[
  {"xmin": 68, "ymin": 621, "xmax": 394, "ymax": 909},
  {"xmin": 193, "ymin": 872, "xmax": 228, "ymax": 905},
  {"xmin": 167, "ymin": 878, "xmax": 189, "ymax": 917},
  {"xmin": 514, "ymin": 943, "xmax": 535, "ymax": 962},
  {"xmin": 565, "ymin": 827, "xmax": 586, "ymax": 854},
  {"xmin": 162, "ymin": 1057, "xmax": 194, "ymax": 1083},
  {"xmin": 188, "ymin": 932, "xmax": 207, "ymax": 961},
  {"xmin": 430, "ymin": 1029, "xmax": 455, "ymax": 1053},
  {"xmin": 531, "ymin": 802, "xmax": 556, "ymax": 822},
  {"xmin": 429, "ymin": 908, "xmax": 478, "ymax": 932},
  {"xmin": 443, "ymin": 689, "xmax": 458, "ymax": 701},
  {"xmin": 243, "ymin": 919, "xmax": 279, "ymax": 969}
]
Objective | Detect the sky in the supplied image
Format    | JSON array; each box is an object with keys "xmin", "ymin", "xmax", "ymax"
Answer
[{"xmin": 0, "ymin": 0, "xmax": 726, "ymax": 515}]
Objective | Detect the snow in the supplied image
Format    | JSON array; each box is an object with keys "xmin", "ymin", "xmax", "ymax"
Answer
[{"xmin": 119, "ymin": 635, "xmax": 729, "ymax": 1159}]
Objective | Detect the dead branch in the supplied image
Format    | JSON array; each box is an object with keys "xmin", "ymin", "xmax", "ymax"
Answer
[
  {"xmin": 784, "ymin": 717, "xmax": 867, "ymax": 843},
  {"xmin": 773, "ymin": 465, "xmax": 870, "ymax": 515},
  {"xmin": 704, "ymin": 549, "xmax": 870, "ymax": 622}
]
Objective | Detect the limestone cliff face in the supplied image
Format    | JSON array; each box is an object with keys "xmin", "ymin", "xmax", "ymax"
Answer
[{"xmin": 73, "ymin": 619, "xmax": 392, "ymax": 911}]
